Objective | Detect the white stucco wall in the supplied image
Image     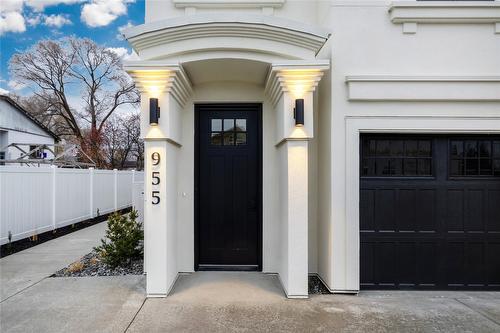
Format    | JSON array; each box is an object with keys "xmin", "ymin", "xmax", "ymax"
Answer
[
  {"xmin": 134, "ymin": 0, "xmax": 500, "ymax": 295},
  {"xmin": 145, "ymin": 0, "xmax": 320, "ymax": 26},
  {"xmin": 324, "ymin": 0, "xmax": 500, "ymax": 292}
]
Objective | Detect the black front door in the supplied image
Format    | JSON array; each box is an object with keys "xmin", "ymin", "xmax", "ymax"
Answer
[{"xmin": 195, "ymin": 104, "xmax": 262, "ymax": 271}]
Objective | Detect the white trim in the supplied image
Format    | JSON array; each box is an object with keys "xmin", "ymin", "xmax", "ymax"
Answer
[
  {"xmin": 173, "ymin": 0, "xmax": 285, "ymax": 8},
  {"xmin": 345, "ymin": 75, "xmax": 500, "ymax": 101},
  {"xmin": 124, "ymin": 14, "xmax": 330, "ymax": 58},
  {"xmin": 389, "ymin": 1, "xmax": 500, "ymax": 33},
  {"xmin": 124, "ymin": 62, "xmax": 193, "ymax": 106},
  {"xmin": 343, "ymin": 116, "xmax": 500, "ymax": 292},
  {"xmin": 265, "ymin": 61, "xmax": 330, "ymax": 106}
]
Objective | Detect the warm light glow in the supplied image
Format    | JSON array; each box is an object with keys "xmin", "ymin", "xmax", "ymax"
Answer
[
  {"xmin": 128, "ymin": 69, "xmax": 173, "ymax": 99},
  {"xmin": 291, "ymin": 84, "xmax": 306, "ymax": 98},
  {"xmin": 290, "ymin": 126, "xmax": 308, "ymax": 139},
  {"xmin": 279, "ymin": 69, "xmax": 323, "ymax": 99},
  {"xmin": 148, "ymin": 85, "xmax": 160, "ymax": 98},
  {"xmin": 146, "ymin": 126, "xmax": 164, "ymax": 139}
]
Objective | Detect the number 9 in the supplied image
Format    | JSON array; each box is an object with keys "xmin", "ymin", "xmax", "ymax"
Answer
[{"xmin": 152, "ymin": 152, "xmax": 160, "ymax": 166}]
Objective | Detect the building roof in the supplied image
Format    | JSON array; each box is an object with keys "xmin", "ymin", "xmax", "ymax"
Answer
[{"xmin": 0, "ymin": 95, "xmax": 60, "ymax": 141}]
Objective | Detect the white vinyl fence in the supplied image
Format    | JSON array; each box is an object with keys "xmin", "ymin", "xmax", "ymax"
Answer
[
  {"xmin": 132, "ymin": 172, "xmax": 144, "ymax": 224},
  {"xmin": 0, "ymin": 166, "xmax": 144, "ymax": 245}
]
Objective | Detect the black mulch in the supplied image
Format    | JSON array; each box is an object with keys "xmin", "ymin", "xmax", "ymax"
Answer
[
  {"xmin": 308, "ymin": 275, "xmax": 331, "ymax": 294},
  {"xmin": 0, "ymin": 207, "xmax": 131, "ymax": 258},
  {"xmin": 51, "ymin": 251, "xmax": 144, "ymax": 277}
]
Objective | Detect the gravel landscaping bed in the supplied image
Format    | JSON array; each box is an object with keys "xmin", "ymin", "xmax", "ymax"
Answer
[
  {"xmin": 308, "ymin": 275, "xmax": 331, "ymax": 294},
  {"xmin": 52, "ymin": 251, "xmax": 143, "ymax": 277}
]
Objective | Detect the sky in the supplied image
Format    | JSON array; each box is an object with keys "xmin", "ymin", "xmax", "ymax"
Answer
[{"xmin": 0, "ymin": 0, "xmax": 145, "ymax": 97}]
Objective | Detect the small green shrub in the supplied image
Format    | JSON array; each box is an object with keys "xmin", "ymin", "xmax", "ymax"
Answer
[{"xmin": 94, "ymin": 210, "xmax": 143, "ymax": 268}]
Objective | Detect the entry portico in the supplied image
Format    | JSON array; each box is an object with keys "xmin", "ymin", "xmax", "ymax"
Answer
[{"xmin": 124, "ymin": 14, "xmax": 330, "ymax": 298}]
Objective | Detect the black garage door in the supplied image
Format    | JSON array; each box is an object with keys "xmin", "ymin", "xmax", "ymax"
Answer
[{"xmin": 360, "ymin": 134, "xmax": 500, "ymax": 290}]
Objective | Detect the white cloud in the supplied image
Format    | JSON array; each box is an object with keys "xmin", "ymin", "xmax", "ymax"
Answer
[
  {"xmin": 44, "ymin": 14, "xmax": 71, "ymax": 28},
  {"xmin": 1, "ymin": 0, "xmax": 24, "ymax": 13},
  {"xmin": 81, "ymin": 0, "xmax": 134, "ymax": 28},
  {"xmin": 117, "ymin": 21, "xmax": 133, "ymax": 40},
  {"xmin": 0, "ymin": 88, "xmax": 10, "ymax": 95},
  {"xmin": 106, "ymin": 47, "xmax": 139, "ymax": 61},
  {"xmin": 25, "ymin": 0, "xmax": 85, "ymax": 12},
  {"xmin": 8, "ymin": 80, "xmax": 27, "ymax": 91},
  {"xmin": 26, "ymin": 13, "xmax": 42, "ymax": 26},
  {"xmin": 0, "ymin": 11, "xmax": 26, "ymax": 35},
  {"xmin": 0, "ymin": 0, "xmax": 82, "ymax": 35}
]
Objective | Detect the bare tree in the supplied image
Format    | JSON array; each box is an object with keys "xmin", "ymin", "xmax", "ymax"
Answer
[
  {"xmin": 10, "ymin": 37, "xmax": 140, "ymax": 167},
  {"xmin": 102, "ymin": 113, "xmax": 143, "ymax": 170}
]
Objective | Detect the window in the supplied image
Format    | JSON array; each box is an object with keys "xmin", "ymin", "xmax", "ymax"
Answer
[
  {"xmin": 361, "ymin": 138, "xmax": 433, "ymax": 177},
  {"xmin": 0, "ymin": 151, "xmax": 4, "ymax": 166},
  {"xmin": 450, "ymin": 139, "xmax": 500, "ymax": 177},
  {"xmin": 210, "ymin": 118, "xmax": 247, "ymax": 146}
]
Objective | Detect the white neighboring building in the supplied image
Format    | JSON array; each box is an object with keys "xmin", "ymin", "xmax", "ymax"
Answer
[
  {"xmin": 0, "ymin": 95, "xmax": 59, "ymax": 165},
  {"xmin": 123, "ymin": 0, "xmax": 500, "ymax": 298}
]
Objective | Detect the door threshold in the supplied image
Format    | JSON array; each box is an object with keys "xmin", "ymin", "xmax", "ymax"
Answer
[{"xmin": 197, "ymin": 264, "xmax": 260, "ymax": 272}]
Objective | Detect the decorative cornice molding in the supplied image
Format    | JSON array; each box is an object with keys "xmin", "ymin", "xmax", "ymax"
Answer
[
  {"xmin": 173, "ymin": 0, "xmax": 285, "ymax": 8},
  {"xmin": 124, "ymin": 14, "xmax": 330, "ymax": 56},
  {"xmin": 265, "ymin": 61, "xmax": 330, "ymax": 106},
  {"xmin": 346, "ymin": 75, "xmax": 500, "ymax": 82},
  {"xmin": 124, "ymin": 62, "xmax": 193, "ymax": 106},
  {"xmin": 345, "ymin": 75, "xmax": 500, "ymax": 101},
  {"xmin": 389, "ymin": 1, "xmax": 500, "ymax": 33}
]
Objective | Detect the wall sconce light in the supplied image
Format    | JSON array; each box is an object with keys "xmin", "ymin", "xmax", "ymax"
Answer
[
  {"xmin": 294, "ymin": 98, "xmax": 304, "ymax": 126},
  {"xmin": 149, "ymin": 98, "xmax": 160, "ymax": 125}
]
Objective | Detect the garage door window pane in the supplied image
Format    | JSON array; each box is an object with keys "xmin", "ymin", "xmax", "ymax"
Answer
[
  {"xmin": 362, "ymin": 158, "xmax": 375, "ymax": 176},
  {"xmin": 479, "ymin": 141, "xmax": 491, "ymax": 158},
  {"xmin": 377, "ymin": 140, "xmax": 390, "ymax": 155},
  {"xmin": 362, "ymin": 138, "xmax": 433, "ymax": 177},
  {"xmin": 466, "ymin": 159, "xmax": 479, "ymax": 175},
  {"xmin": 418, "ymin": 141, "xmax": 431, "ymax": 157},
  {"xmin": 418, "ymin": 159, "xmax": 432, "ymax": 175},
  {"xmin": 480, "ymin": 159, "xmax": 492, "ymax": 175},
  {"xmin": 450, "ymin": 159, "xmax": 464, "ymax": 176},
  {"xmin": 405, "ymin": 141, "xmax": 418, "ymax": 157},
  {"xmin": 404, "ymin": 159, "xmax": 417, "ymax": 175},
  {"xmin": 450, "ymin": 139, "xmax": 500, "ymax": 177},
  {"xmin": 390, "ymin": 141, "xmax": 404, "ymax": 156},
  {"xmin": 494, "ymin": 160, "xmax": 500, "ymax": 176},
  {"xmin": 451, "ymin": 141, "xmax": 464, "ymax": 158},
  {"xmin": 494, "ymin": 142, "xmax": 500, "ymax": 158},
  {"xmin": 465, "ymin": 141, "xmax": 478, "ymax": 158}
]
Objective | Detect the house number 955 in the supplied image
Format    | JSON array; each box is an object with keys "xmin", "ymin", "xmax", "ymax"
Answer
[{"xmin": 151, "ymin": 152, "xmax": 160, "ymax": 205}]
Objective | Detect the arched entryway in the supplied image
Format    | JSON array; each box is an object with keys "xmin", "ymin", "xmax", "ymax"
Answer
[{"xmin": 124, "ymin": 13, "xmax": 330, "ymax": 298}]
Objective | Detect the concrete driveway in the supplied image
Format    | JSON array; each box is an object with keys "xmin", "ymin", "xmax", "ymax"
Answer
[
  {"xmin": 2, "ymin": 271, "xmax": 500, "ymax": 332},
  {"xmin": 1, "ymin": 226, "xmax": 499, "ymax": 332}
]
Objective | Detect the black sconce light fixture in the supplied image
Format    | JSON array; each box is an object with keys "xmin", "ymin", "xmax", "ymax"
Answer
[
  {"xmin": 149, "ymin": 98, "xmax": 160, "ymax": 125},
  {"xmin": 294, "ymin": 98, "xmax": 304, "ymax": 126}
]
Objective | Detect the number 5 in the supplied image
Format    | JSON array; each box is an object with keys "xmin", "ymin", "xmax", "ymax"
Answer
[
  {"xmin": 152, "ymin": 171, "xmax": 160, "ymax": 185},
  {"xmin": 152, "ymin": 191, "xmax": 160, "ymax": 205}
]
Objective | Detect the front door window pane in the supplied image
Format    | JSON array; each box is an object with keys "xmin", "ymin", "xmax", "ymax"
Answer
[{"xmin": 211, "ymin": 119, "xmax": 222, "ymax": 131}]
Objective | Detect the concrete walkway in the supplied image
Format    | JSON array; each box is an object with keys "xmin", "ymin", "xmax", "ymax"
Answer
[
  {"xmin": 1, "ymin": 233, "xmax": 500, "ymax": 332},
  {"xmin": 0, "ymin": 222, "xmax": 107, "ymax": 302}
]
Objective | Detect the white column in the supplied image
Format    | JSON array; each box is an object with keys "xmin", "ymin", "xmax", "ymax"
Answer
[
  {"xmin": 284, "ymin": 140, "xmax": 309, "ymax": 297},
  {"xmin": 265, "ymin": 62, "xmax": 329, "ymax": 298},
  {"xmin": 144, "ymin": 139, "xmax": 169, "ymax": 296},
  {"xmin": 124, "ymin": 64, "xmax": 191, "ymax": 297}
]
